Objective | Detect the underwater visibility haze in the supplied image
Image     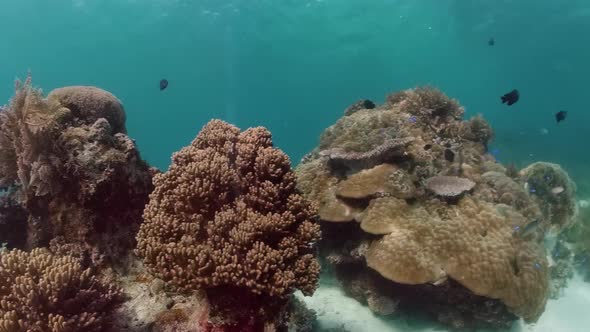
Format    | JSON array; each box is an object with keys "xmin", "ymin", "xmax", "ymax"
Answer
[{"xmin": 1, "ymin": 0, "xmax": 590, "ymax": 331}]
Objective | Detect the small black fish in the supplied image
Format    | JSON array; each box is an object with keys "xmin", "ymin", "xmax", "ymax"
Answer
[
  {"xmin": 501, "ymin": 89, "xmax": 519, "ymax": 106},
  {"xmin": 423, "ymin": 144, "xmax": 432, "ymax": 151},
  {"xmin": 444, "ymin": 148, "xmax": 455, "ymax": 162},
  {"xmin": 488, "ymin": 37, "xmax": 495, "ymax": 46},
  {"xmin": 159, "ymin": 79, "xmax": 169, "ymax": 91},
  {"xmin": 555, "ymin": 111, "xmax": 567, "ymax": 123}
]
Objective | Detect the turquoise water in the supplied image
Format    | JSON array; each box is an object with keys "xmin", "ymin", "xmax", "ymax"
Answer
[
  {"xmin": 1, "ymin": 1, "xmax": 590, "ymax": 330},
  {"xmin": 2, "ymin": 0, "xmax": 588, "ymax": 193}
]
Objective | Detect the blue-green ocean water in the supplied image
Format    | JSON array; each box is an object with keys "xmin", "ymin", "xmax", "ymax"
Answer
[
  {"xmin": 1, "ymin": 1, "xmax": 590, "ymax": 331},
  {"xmin": 1, "ymin": 0, "xmax": 589, "ymax": 196}
]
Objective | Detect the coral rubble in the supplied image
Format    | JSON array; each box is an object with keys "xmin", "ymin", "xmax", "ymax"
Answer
[{"xmin": 296, "ymin": 86, "xmax": 578, "ymax": 328}]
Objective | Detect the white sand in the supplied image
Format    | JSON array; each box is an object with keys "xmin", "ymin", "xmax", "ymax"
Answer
[{"xmin": 298, "ymin": 274, "xmax": 590, "ymax": 332}]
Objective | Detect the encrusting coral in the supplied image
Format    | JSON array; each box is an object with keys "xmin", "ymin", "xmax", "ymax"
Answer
[
  {"xmin": 296, "ymin": 86, "xmax": 577, "ymax": 328},
  {"xmin": 0, "ymin": 248, "xmax": 123, "ymax": 332},
  {"xmin": 0, "ymin": 77, "xmax": 153, "ymax": 265},
  {"xmin": 135, "ymin": 119, "xmax": 321, "ymax": 331}
]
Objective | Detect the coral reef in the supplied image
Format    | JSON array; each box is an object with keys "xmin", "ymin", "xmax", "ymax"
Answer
[
  {"xmin": 296, "ymin": 86, "xmax": 573, "ymax": 328},
  {"xmin": 0, "ymin": 248, "xmax": 123, "ymax": 332},
  {"xmin": 0, "ymin": 77, "xmax": 153, "ymax": 265},
  {"xmin": 135, "ymin": 119, "xmax": 321, "ymax": 330}
]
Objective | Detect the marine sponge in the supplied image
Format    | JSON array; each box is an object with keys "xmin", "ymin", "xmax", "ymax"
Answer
[
  {"xmin": 135, "ymin": 119, "xmax": 320, "ymax": 329},
  {"xmin": 0, "ymin": 248, "xmax": 123, "ymax": 332}
]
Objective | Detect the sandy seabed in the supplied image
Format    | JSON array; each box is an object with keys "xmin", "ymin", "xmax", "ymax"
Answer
[{"xmin": 298, "ymin": 274, "xmax": 590, "ymax": 332}]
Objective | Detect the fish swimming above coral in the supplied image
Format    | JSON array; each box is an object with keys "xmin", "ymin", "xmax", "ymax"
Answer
[
  {"xmin": 513, "ymin": 218, "xmax": 541, "ymax": 238},
  {"xmin": 501, "ymin": 89, "xmax": 519, "ymax": 106},
  {"xmin": 555, "ymin": 110, "xmax": 567, "ymax": 123},
  {"xmin": 444, "ymin": 148, "xmax": 455, "ymax": 162},
  {"xmin": 159, "ymin": 78, "xmax": 168, "ymax": 91}
]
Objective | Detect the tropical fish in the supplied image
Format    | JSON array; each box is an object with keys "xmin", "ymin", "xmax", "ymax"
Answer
[
  {"xmin": 551, "ymin": 186, "xmax": 564, "ymax": 194},
  {"xmin": 555, "ymin": 111, "xmax": 567, "ymax": 123},
  {"xmin": 444, "ymin": 148, "xmax": 455, "ymax": 162},
  {"xmin": 501, "ymin": 89, "xmax": 519, "ymax": 106},
  {"xmin": 159, "ymin": 79, "xmax": 169, "ymax": 91},
  {"xmin": 488, "ymin": 37, "xmax": 495, "ymax": 46},
  {"xmin": 514, "ymin": 218, "xmax": 541, "ymax": 238}
]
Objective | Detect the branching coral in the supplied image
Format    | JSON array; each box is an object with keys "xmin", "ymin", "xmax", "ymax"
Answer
[
  {"xmin": 0, "ymin": 248, "xmax": 123, "ymax": 332},
  {"xmin": 135, "ymin": 119, "xmax": 320, "ymax": 330},
  {"xmin": 0, "ymin": 77, "xmax": 153, "ymax": 263}
]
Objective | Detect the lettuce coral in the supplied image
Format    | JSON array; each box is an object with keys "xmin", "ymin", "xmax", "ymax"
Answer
[{"xmin": 135, "ymin": 119, "xmax": 320, "ymax": 330}]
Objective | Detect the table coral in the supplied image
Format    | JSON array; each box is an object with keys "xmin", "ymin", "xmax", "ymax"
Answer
[{"xmin": 135, "ymin": 119, "xmax": 320, "ymax": 330}]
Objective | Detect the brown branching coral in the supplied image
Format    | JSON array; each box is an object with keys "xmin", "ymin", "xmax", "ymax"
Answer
[
  {"xmin": 0, "ymin": 248, "xmax": 123, "ymax": 332},
  {"xmin": 135, "ymin": 119, "xmax": 320, "ymax": 330},
  {"xmin": 0, "ymin": 77, "xmax": 153, "ymax": 264}
]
